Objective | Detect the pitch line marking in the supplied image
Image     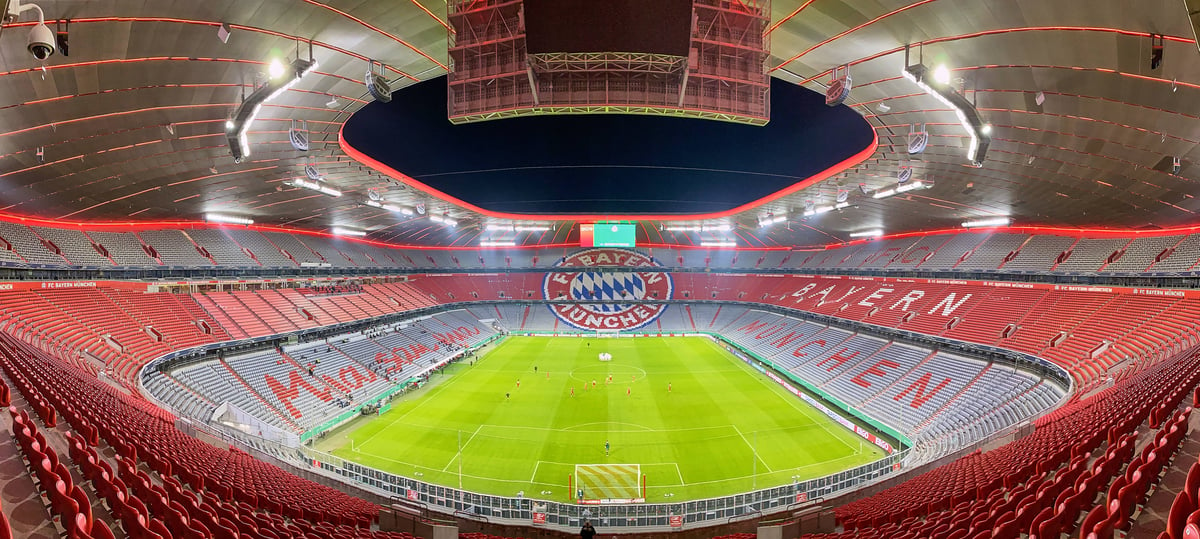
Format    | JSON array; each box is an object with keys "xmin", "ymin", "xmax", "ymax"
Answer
[
  {"xmin": 442, "ymin": 424, "xmax": 483, "ymax": 472},
  {"xmin": 561, "ymin": 421, "xmax": 655, "ymax": 432},
  {"xmin": 359, "ymin": 450, "xmax": 563, "ymax": 486},
  {"xmin": 355, "ymin": 340, "xmax": 507, "ymax": 449},
  {"xmin": 717, "ymin": 338, "xmax": 860, "ymax": 455},
  {"xmin": 731, "ymin": 424, "xmax": 774, "ymax": 473}
]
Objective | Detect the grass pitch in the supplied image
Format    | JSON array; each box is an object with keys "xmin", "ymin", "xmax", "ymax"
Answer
[{"xmin": 324, "ymin": 336, "xmax": 885, "ymax": 502}]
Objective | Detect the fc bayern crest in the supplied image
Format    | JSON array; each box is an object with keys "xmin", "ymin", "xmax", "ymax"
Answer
[{"xmin": 543, "ymin": 248, "xmax": 673, "ymax": 331}]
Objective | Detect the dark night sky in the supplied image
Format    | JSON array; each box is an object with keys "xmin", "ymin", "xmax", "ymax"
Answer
[{"xmin": 343, "ymin": 77, "xmax": 874, "ymax": 215}]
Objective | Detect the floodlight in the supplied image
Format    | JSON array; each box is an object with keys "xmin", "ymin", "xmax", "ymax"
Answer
[
  {"xmin": 205, "ymin": 213, "xmax": 253, "ymax": 225},
  {"xmin": 331, "ymin": 227, "xmax": 366, "ymax": 237},
  {"xmin": 961, "ymin": 217, "xmax": 1011, "ymax": 228}
]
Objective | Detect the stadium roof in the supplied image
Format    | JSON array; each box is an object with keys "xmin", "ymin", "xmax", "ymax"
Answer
[{"xmin": 0, "ymin": 0, "xmax": 1196, "ymax": 248}]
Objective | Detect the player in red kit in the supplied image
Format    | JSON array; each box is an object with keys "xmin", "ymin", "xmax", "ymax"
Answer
[{"xmin": 626, "ymin": 387, "xmax": 631, "ymax": 397}]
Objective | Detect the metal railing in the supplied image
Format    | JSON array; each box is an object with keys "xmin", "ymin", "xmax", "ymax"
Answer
[{"xmin": 298, "ymin": 444, "xmax": 906, "ymax": 531}]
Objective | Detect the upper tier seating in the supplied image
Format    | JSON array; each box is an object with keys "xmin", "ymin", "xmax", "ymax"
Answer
[
  {"xmin": 0, "ymin": 221, "xmax": 67, "ymax": 266},
  {"xmin": 84, "ymin": 231, "xmax": 157, "ymax": 266},
  {"xmin": 187, "ymin": 229, "xmax": 260, "ymax": 267},
  {"xmin": 136, "ymin": 230, "xmax": 212, "ymax": 266},
  {"xmin": 30, "ymin": 226, "xmax": 113, "ymax": 267},
  {"xmin": 999, "ymin": 235, "xmax": 1075, "ymax": 272},
  {"xmin": 4, "ymin": 220, "xmax": 1200, "ymax": 274}
]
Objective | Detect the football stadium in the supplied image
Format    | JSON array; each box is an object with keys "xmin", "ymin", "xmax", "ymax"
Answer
[{"xmin": 1, "ymin": 2, "xmax": 1200, "ymax": 539}]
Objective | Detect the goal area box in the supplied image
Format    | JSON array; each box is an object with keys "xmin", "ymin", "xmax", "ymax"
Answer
[{"xmin": 572, "ymin": 464, "xmax": 645, "ymax": 504}]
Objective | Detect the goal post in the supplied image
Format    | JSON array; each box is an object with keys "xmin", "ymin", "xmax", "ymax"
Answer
[
  {"xmin": 573, "ymin": 464, "xmax": 645, "ymax": 504},
  {"xmin": 595, "ymin": 328, "xmax": 621, "ymax": 338}
]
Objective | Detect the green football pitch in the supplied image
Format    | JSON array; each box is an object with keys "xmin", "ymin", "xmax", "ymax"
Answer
[{"xmin": 322, "ymin": 336, "xmax": 886, "ymax": 502}]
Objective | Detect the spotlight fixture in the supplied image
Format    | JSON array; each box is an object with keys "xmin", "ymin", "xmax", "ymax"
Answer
[
  {"xmin": 824, "ymin": 64, "xmax": 852, "ymax": 106},
  {"xmin": 364, "ymin": 200, "xmax": 413, "ymax": 215},
  {"xmin": 758, "ymin": 215, "xmax": 786, "ymax": 227},
  {"xmin": 700, "ymin": 241, "xmax": 737, "ymax": 247},
  {"xmin": 932, "ymin": 64, "xmax": 951, "ymax": 85},
  {"xmin": 430, "ymin": 214, "xmax": 457, "ymax": 227},
  {"xmin": 876, "ymin": 102, "xmax": 891, "ymax": 113},
  {"xmin": 217, "ymin": 22, "xmax": 231, "ymax": 43},
  {"xmin": 849, "ymin": 229, "xmax": 884, "ymax": 238},
  {"xmin": 205, "ymin": 213, "xmax": 254, "ymax": 225},
  {"xmin": 268, "ymin": 59, "xmax": 286, "ymax": 80},
  {"xmin": 664, "ymin": 225, "xmax": 702, "ymax": 232},
  {"xmin": 330, "ymin": 227, "xmax": 366, "ymax": 237},
  {"xmin": 872, "ymin": 188, "xmax": 896, "ymax": 199},
  {"xmin": 226, "ymin": 44, "xmax": 318, "ymax": 162},
  {"xmin": 288, "ymin": 178, "xmax": 341, "ymax": 197},
  {"xmin": 902, "ymin": 46, "xmax": 991, "ymax": 166},
  {"xmin": 907, "ymin": 123, "xmax": 929, "ymax": 154},
  {"xmin": 961, "ymin": 217, "xmax": 1010, "ymax": 228},
  {"xmin": 326, "ymin": 97, "xmax": 340, "ymax": 108},
  {"xmin": 480, "ymin": 240, "xmax": 516, "ymax": 247}
]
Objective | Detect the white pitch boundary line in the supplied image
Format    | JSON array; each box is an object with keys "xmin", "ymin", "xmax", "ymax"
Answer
[
  {"xmin": 359, "ymin": 449, "xmax": 563, "ymax": 486},
  {"xmin": 719, "ymin": 339, "xmax": 859, "ymax": 455},
  {"xmin": 442, "ymin": 424, "xmax": 483, "ymax": 472},
  {"xmin": 731, "ymin": 424, "xmax": 774, "ymax": 473},
  {"xmin": 355, "ymin": 341, "xmax": 509, "ymax": 449}
]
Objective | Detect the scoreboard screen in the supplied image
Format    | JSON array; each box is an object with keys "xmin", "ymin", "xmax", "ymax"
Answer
[{"xmin": 581, "ymin": 222, "xmax": 637, "ymax": 248}]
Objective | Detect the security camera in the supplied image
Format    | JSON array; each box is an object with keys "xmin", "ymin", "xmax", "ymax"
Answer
[
  {"xmin": 27, "ymin": 21, "xmax": 54, "ymax": 60},
  {"xmin": 7, "ymin": 1, "xmax": 54, "ymax": 61}
]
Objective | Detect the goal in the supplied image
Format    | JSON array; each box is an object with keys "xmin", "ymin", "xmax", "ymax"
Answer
[
  {"xmin": 595, "ymin": 329, "xmax": 621, "ymax": 338},
  {"xmin": 571, "ymin": 464, "xmax": 645, "ymax": 504}
]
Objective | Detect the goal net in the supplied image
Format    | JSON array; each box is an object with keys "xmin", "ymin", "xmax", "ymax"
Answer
[
  {"xmin": 573, "ymin": 464, "xmax": 644, "ymax": 504},
  {"xmin": 595, "ymin": 329, "xmax": 621, "ymax": 338}
]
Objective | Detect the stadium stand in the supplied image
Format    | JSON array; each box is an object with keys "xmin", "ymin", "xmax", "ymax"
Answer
[
  {"xmin": 1102, "ymin": 234, "xmax": 1185, "ymax": 273},
  {"xmin": 136, "ymin": 230, "xmax": 212, "ymax": 267},
  {"xmin": 998, "ymin": 235, "xmax": 1075, "ymax": 273},
  {"xmin": 30, "ymin": 226, "xmax": 114, "ymax": 267},
  {"xmin": 3, "ymin": 223, "xmax": 1200, "ymax": 536},
  {"xmin": 11, "ymin": 219, "xmax": 1200, "ymax": 275},
  {"xmin": 152, "ymin": 309, "xmax": 496, "ymax": 430},
  {"xmin": 0, "ymin": 332, "xmax": 396, "ymax": 536},
  {"xmin": 221, "ymin": 229, "xmax": 298, "ymax": 268},
  {"xmin": 952, "ymin": 233, "xmax": 1030, "ymax": 272},
  {"xmin": 0, "ymin": 221, "xmax": 68, "ymax": 266},
  {"xmin": 817, "ymin": 347, "xmax": 1200, "ymax": 538},
  {"xmin": 84, "ymin": 231, "xmax": 158, "ymax": 266},
  {"xmin": 187, "ymin": 229, "xmax": 262, "ymax": 267}
]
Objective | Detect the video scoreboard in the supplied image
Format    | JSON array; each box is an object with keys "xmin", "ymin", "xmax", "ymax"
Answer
[{"xmin": 580, "ymin": 222, "xmax": 637, "ymax": 248}]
